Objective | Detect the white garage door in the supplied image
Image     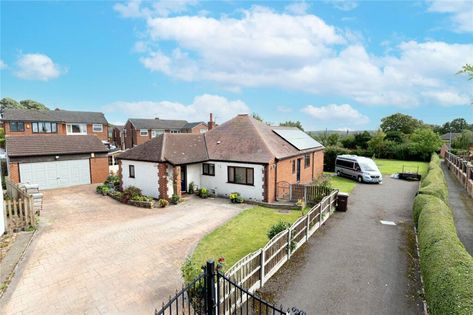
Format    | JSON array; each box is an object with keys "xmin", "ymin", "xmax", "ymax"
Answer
[{"xmin": 19, "ymin": 160, "xmax": 91, "ymax": 190}]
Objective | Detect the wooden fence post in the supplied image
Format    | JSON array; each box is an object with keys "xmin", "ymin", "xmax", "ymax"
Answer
[
  {"xmin": 287, "ymin": 228, "xmax": 292, "ymax": 259},
  {"xmin": 260, "ymin": 249, "xmax": 265, "ymax": 287},
  {"xmin": 304, "ymin": 186, "xmax": 307, "ymax": 204},
  {"xmin": 306, "ymin": 213, "xmax": 310, "ymax": 241}
]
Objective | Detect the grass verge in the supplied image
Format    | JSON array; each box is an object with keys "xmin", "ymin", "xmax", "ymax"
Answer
[
  {"xmin": 374, "ymin": 159, "xmax": 429, "ymax": 177},
  {"xmin": 325, "ymin": 173, "xmax": 357, "ymax": 193},
  {"xmin": 183, "ymin": 206, "xmax": 302, "ymax": 281}
]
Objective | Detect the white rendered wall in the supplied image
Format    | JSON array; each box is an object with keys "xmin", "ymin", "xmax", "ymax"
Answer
[
  {"xmin": 200, "ymin": 161, "xmax": 265, "ymax": 201},
  {"xmin": 121, "ymin": 160, "xmax": 159, "ymax": 199},
  {"xmin": 186, "ymin": 163, "xmax": 202, "ymax": 190}
]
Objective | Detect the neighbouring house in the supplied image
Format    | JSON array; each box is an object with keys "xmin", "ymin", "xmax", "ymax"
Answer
[
  {"xmin": 123, "ymin": 117, "xmax": 208, "ymax": 149},
  {"xmin": 2, "ymin": 108, "xmax": 110, "ymax": 189},
  {"xmin": 117, "ymin": 114, "xmax": 324, "ymax": 202},
  {"xmin": 112, "ymin": 125, "xmax": 125, "ymax": 150}
]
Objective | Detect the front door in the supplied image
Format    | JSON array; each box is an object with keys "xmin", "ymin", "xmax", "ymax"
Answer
[
  {"xmin": 181, "ymin": 165, "xmax": 187, "ymax": 192},
  {"xmin": 296, "ymin": 159, "xmax": 301, "ymax": 182}
]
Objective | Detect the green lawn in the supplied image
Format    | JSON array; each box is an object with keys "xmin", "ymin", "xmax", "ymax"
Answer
[
  {"xmin": 374, "ymin": 159, "xmax": 429, "ymax": 177},
  {"xmin": 325, "ymin": 173, "xmax": 357, "ymax": 193},
  {"xmin": 190, "ymin": 206, "xmax": 302, "ymax": 272}
]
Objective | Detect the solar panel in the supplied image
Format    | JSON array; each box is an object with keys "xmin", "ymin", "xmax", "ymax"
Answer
[{"xmin": 272, "ymin": 128, "xmax": 323, "ymax": 150}]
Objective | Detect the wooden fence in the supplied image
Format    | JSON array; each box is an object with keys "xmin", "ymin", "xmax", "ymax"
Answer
[
  {"xmin": 3, "ymin": 177, "xmax": 40, "ymax": 233},
  {"xmin": 278, "ymin": 183, "xmax": 332, "ymax": 204},
  {"xmin": 445, "ymin": 151, "xmax": 473, "ymax": 198},
  {"xmin": 223, "ymin": 189, "xmax": 339, "ymax": 297}
]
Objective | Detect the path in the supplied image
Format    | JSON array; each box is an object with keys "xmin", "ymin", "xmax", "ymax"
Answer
[
  {"xmin": 441, "ymin": 162, "xmax": 473, "ymax": 255},
  {"xmin": 260, "ymin": 178, "xmax": 424, "ymax": 314},
  {"xmin": 0, "ymin": 185, "xmax": 246, "ymax": 314}
]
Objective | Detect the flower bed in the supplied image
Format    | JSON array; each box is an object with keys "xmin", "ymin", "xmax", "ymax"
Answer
[{"xmin": 97, "ymin": 178, "xmax": 155, "ymax": 208}]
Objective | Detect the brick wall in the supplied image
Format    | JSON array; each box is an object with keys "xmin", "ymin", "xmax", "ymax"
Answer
[
  {"xmin": 134, "ymin": 130, "xmax": 151, "ymax": 146},
  {"xmin": 4, "ymin": 121, "xmax": 67, "ymax": 137},
  {"xmin": 158, "ymin": 163, "xmax": 168, "ymax": 199},
  {"xmin": 90, "ymin": 156, "xmax": 109, "ymax": 183},
  {"xmin": 264, "ymin": 162, "xmax": 277, "ymax": 202},
  {"xmin": 313, "ymin": 150, "xmax": 324, "ymax": 179},
  {"xmin": 172, "ymin": 166, "xmax": 181, "ymax": 197},
  {"xmin": 86, "ymin": 124, "xmax": 109, "ymax": 141},
  {"xmin": 9, "ymin": 162, "xmax": 20, "ymax": 183},
  {"xmin": 190, "ymin": 123, "xmax": 208, "ymax": 134}
]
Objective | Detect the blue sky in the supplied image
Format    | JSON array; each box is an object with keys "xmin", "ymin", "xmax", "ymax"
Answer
[{"xmin": 1, "ymin": 0, "xmax": 472, "ymax": 130}]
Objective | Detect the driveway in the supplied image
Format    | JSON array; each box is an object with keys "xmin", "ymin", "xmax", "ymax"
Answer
[
  {"xmin": 260, "ymin": 178, "xmax": 424, "ymax": 314},
  {"xmin": 0, "ymin": 185, "xmax": 246, "ymax": 314}
]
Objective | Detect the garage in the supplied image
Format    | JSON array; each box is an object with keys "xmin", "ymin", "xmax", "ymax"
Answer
[
  {"xmin": 19, "ymin": 160, "xmax": 91, "ymax": 190},
  {"xmin": 6, "ymin": 135, "xmax": 110, "ymax": 189}
]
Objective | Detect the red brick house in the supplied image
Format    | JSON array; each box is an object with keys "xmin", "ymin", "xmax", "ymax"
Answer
[
  {"xmin": 123, "ymin": 118, "xmax": 208, "ymax": 149},
  {"xmin": 2, "ymin": 108, "xmax": 110, "ymax": 189},
  {"xmin": 117, "ymin": 114, "xmax": 324, "ymax": 202}
]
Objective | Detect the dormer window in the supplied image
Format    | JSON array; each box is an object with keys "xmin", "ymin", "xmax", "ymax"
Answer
[{"xmin": 66, "ymin": 123, "xmax": 87, "ymax": 135}]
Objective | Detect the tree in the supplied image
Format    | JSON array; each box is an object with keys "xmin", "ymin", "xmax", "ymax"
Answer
[
  {"xmin": 410, "ymin": 127, "xmax": 443, "ymax": 160},
  {"xmin": 0, "ymin": 97, "xmax": 21, "ymax": 110},
  {"xmin": 252, "ymin": 112, "xmax": 263, "ymax": 122},
  {"xmin": 367, "ymin": 130, "xmax": 387, "ymax": 157},
  {"xmin": 457, "ymin": 64, "xmax": 473, "ymax": 80},
  {"xmin": 0, "ymin": 97, "xmax": 49, "ymax": 111},
  {"xmin": 441, "ymin": 118, "xmax": 470, "ymax": 133},
  {"xmin": 279, "ymin": 120, "xmax": 304, "ymax": 131},
  {"xmin": 452, "ymin": 130, "xmax": 473, "ymax": 150},
  {"xmin": 380, "ymin": 113, "xmax": 423, "ymax": 134},
  {"xmin": 19, "ymin": 99, "xmax": 49, "ymax": 111},
  {"xmin": 341, "ymin": 134, "xmax": 356, "ymax": 149},
  {"xmin": 354, "ymin": 131, "xmax": 372, "ymax": 149},
  {"xmin": 325, "ymin": 133, "xmax": 340, "ymax": 146}
]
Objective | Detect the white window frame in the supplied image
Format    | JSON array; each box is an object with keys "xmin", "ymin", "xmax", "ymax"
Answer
[
  {"xmin": 170, "ymin": 130, "xmax": 181, "ymax": 134},
  {"xmin": 140, "ymin": 129, "xmax": 149, "ymax": 136},
  {"xmin": 92, "ymin": 124, "xmax": 103, "ymax": 132},
  {"xmin": 66, "ymin": 123, "xmax": 87, "ymax": 135},
  {"xmin": 151, "ymin": 129, "xmax": 164, "ymax": 138}
]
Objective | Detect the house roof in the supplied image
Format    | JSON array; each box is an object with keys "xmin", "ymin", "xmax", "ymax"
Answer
[
  {"xmin": 113, "ymin": 125, "xmax": 124, "ymax": 131},
  {"xmin": 6, "ymin": 135, "xmax": 109, "ymax": 157},
  {"xmin": 205, "ymin": 114, "xmax": 322, "ymax": 163},
  {"xmin": 128, "ymin": 118, "xmax": 188, "ymax": 130},
  {"xmin": 118, "ymin": 133, "xmax": 208, "ymax": 164},
  {"xmin": 2, "ymin": 109, "xmax": 108, "ymax": 124},
  {"xmin": 118, "ymin": 114, "xmax": 323, "ymax": 165},
  {"xmin": 441, "ymin": 132, "xmax": 461, "ymax": 141},
  {"xmin": 183, "ymin": 121, "xmax": 206, "ymax": 129}
]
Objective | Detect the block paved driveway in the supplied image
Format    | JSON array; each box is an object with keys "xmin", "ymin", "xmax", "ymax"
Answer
[{"xmin": 0, "ymin": 185, "xmax": 246, "ymax": 314}]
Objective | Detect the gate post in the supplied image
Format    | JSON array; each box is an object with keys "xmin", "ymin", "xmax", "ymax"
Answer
[
  {"xmin": 289, "ymin": 185, "xmax": 293, "ymax": 201},
  {"xmin": 206, "ymin": 260, "xmax": 216, "ymax": 315}
]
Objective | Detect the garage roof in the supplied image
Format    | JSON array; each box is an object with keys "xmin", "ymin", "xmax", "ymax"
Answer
[{"xmin": 6, "ymin": 135, "xmax": 109, "ymax": 157}]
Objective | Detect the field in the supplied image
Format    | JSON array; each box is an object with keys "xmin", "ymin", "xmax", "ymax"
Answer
[{"xmin": 374, "ymin": 159, "xmax": 429, "ymax": 177}]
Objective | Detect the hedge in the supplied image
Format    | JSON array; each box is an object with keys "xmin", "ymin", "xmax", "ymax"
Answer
[
  {"xmin": 414, "ymin": 154, "xmax": 473, "ymax": 315},
  {"xmin": 418, "ymin": 154, "xmax": 448, "ymax": 202}
]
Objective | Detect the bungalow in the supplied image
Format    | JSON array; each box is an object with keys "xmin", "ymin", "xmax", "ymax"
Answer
[{"xmin": 117, "ymin": 114, "xmax": 324, "ymax": 202}]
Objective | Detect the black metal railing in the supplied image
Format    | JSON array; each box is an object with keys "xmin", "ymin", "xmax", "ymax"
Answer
[{"xmin": 156, "ymin": 261, "xmax": 305, "ymax": 315}]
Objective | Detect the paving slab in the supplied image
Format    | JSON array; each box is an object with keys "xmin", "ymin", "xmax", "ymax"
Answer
[{"xmin": 0, "ymin": 185, "xmax": 246, "ymax": 314}]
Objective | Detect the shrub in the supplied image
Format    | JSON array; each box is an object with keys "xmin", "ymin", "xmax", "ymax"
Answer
[
  {"xmin": 229, "ymin": 192, "xmax": 242, "ymax": 203},
  {"xmin": 199, "ymin": 187, "xmax": 209, "ymax": 199},
  {"xmin": 323, "ymin": 146, "xmax": 351, "ymax": 172},
  {"xmin": 158, "ymin": 199, "xmax": 169, "ymax": 208},
  {"xmin": 171, "ymin": 194, "xmax": 180, "ymax": 205},
  {"xmin": 267, "ymin": 221, "xmax": 291, "ymax": 240},
  {"xmin": 418, "ymin": 154, "xmax": 448, "ymax": 202},
  {"xmin": 96, "ymin": 184, "xmax": 109, "ymax": 194},
  {"xmin": 104, "ymin": 175, "xmax": 120, "ymax": 189},
  {"xmin": 188, "ymin": 182, "xmax": 195, "ymax": 194},
  {"xmin": 416, "ymin": 195, "xmax": 473, "ymax": 314},
  {"xmin": 122, "ymin": 186, "xmax": 142, "ymax": 202},
  {"xmin": 130, "ymin": 195, "xmax": 152, "ymax": 202}
]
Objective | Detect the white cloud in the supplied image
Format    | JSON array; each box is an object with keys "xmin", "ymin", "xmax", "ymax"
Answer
[
  {"xmin": 285, "ymin": 1, "xmax": 310, "ymax": 15},
  {"xmin": 427, "ymin": 0, "xmax": 473, "ymax": 33},
  {"xmin": 422, "ymin": 90, "xmax": 471, "ymax": 106},
  {"xmin": 327, "ymin": 0, "xmax": 358, "ymax": 11},
  {"xmin": 15, "ymin": 53, "xmax": 63, "ymax": 81},
  {"xmin": 114, "ymin": 0, "xmax": 198, "ymax": 18},
  {"xmin": 302, "ymin": 104, "xmax": 369, "ymax": 125},
  {"xmin": 122, "ymin": 5, "xmax": 473, "ymax": 107},
  {"xmin": 105, "ymin": 94, "xmax": 250, "ymax": 124},
  {"xmin": 0, "ymin": 59, "xmax": 6, "ymax": 70}
]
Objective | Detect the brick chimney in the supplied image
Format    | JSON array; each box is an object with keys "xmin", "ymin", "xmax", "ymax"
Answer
[{"xmin": 208, "ymin": 113, "xmax": 214, "ymax": 130}]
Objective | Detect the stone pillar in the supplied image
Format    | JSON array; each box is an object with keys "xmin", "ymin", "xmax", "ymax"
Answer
[
  {"xmin": 158, "ymin": 163, "xmax": 169, "ymax": 200},
  {"xmin": 172, "ymin": 166, "xmax": 181, "ymax": 197},
  {"xmin": 118, "ymin": 160, "xmax": 123, "ymax": 191}
]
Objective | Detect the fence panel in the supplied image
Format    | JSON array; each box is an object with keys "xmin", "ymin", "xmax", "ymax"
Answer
[
  {"xmin": 263, "ymin": 229, "xmax": 289, "ymax": 281},
  {"xmin": 290, "ymin": 216, "xmax": 307, "ymax": 251},
  {"xmin": 225, "ymin": 250, "xmax": 262, "ymax": 292},
  {"xmin": 4, "ymin": 198, "xmax": 35, "ymax": 233}
]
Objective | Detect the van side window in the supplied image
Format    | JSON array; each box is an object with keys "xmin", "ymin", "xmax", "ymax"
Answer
[
  {"xmin": 336, "ymin": 159, "xmax": 354, "ymax": 169},
  {"xmin": 354, "ymin": 163, "xmax": 361, "ymax": 171}
]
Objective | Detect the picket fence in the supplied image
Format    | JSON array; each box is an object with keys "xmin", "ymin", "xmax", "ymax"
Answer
[{"xmin": 223, "ymin": 189, "xmax": 339, "ymax": 294}]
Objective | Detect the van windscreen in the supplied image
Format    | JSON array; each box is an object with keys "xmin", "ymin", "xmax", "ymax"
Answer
[{"xmin": 359, "ymin": 159, "xmax": 379, "ymax": 172}]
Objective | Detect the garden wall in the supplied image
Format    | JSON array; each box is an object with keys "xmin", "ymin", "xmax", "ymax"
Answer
[{"xmin": 413, "ymin": 154, "xmax": 473, "ymax": 315}]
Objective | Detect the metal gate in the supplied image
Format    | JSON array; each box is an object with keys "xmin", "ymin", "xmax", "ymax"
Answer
[{"xmin": 156, "ymin": 261, "xmax": 305, "ymax": 315}]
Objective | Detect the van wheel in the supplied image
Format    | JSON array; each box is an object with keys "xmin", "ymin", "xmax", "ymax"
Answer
[
  {"xmin": 357, "ymin": 176, "xmax": 363, "ymax": 183},
  {"xmin": 336, "ymin": 170, "xmax": 341, "ymax": 177}
]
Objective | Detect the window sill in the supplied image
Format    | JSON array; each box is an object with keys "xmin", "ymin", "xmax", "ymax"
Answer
[
  {"xmin": 202, "ymin": 174, "xmax": 215, "ymax": 176},
  {"xmin": 227, "ymin": 182, "xmax": 254, "ymax": 186}
]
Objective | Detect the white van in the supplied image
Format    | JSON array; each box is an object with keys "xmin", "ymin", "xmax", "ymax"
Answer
[{"xmin": 335, "ymin": 155, "xmax": 383, "ymax": 183}]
